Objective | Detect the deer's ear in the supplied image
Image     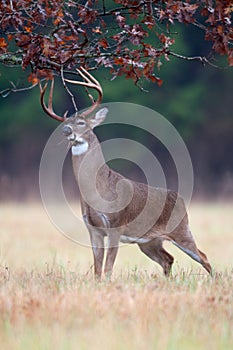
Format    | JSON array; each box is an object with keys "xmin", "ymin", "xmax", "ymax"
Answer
[{"xmin": 89, "ymin": 107, "xmax": 108, "ymax": 128}]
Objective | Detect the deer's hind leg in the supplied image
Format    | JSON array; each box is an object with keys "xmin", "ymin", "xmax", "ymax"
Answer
[
  {"xmin": 138, "ymin": 238, "xmax": 174, "ymax": 277},
  {"xmin": 169, "ymin": 229, "xmax": 212, "ymax": 275}
]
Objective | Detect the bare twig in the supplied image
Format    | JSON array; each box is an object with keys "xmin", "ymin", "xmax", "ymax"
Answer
[
  {"xmin": 0, "ymin": 81, "xmax": 38, "ymax": 98},
  {"xmin": 167, "ymin": 50, "xmax": 221, "ymax": 69},
  {"xmin": 61, "ymin": 65, "xmax": 78, "ymax": 114}
]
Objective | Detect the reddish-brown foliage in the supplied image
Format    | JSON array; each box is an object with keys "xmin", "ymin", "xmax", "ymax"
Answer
[{"xmin": 0, "ymin": 1, "xmax": 232, "ymax": 85}]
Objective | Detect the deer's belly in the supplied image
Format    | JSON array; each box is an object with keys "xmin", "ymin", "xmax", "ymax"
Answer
[{"xmin": 120, "ymin": 235, "xmax": 151, "ymax": 244}]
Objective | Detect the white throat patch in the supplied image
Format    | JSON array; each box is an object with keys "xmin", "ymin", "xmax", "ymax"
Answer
[{"xmin": 71, "ymin": 138, "xmax": 89, "ymax": 156}]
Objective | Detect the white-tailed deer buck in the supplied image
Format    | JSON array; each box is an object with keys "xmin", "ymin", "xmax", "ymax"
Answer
[{"xmin": 40, "ymin": 67, "xmax": 212, "ymax": 278}]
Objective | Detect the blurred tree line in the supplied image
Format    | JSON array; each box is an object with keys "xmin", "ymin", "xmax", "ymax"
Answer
[{"xmin": 0, "ymin": 24, "xmax": 232, "ymax": 200}]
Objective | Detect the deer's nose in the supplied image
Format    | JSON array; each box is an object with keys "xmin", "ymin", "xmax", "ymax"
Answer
[{"xmin": 62, "ymin": 125, "xmax": 73, "ymax": 136}]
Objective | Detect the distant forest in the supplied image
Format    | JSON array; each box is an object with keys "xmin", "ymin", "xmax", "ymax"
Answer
[{"xmin": 0, "ymin": 25, "xmax": 233, "ymax": 200}]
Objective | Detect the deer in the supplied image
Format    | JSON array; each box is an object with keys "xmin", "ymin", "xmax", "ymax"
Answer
[{"xmin": 40, "ymin": 67, "xmax": 212, "ymax": 279}]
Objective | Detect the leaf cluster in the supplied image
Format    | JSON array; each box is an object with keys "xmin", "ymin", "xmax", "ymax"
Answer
[{"xmin": 0, "ymin": 0, "xmax": 232, "ymax": 89}]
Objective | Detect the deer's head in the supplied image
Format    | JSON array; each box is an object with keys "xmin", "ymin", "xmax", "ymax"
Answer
[
  {"xmin": 40, "ymin": 67, "xmax": 108, "ymax": 154},
  {"xmin": 62, "ymin": 107, "xmax": 108, "ymax": 146}
]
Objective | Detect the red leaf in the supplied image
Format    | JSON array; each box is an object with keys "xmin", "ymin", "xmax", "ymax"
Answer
[
  {"xmin": 28, "ymin": 73, "xmax": 39, "ymax": 85},
  {"xmin": 156, "ymin": 77, "xmax": 163, "ymax": 86},
  {"xmin": 0, "ymin": 37, "xmax": 7, "ymax": 48},
  {"xmin": 98, "ymin": 38, "xmax": 109, "ymax": 48},
  {"xmin": 228, "ymin": 50, "xmax": 233, "ymax": 66},
  {"xmin": 114, "ymin": 57, "xmax": 124, "ymax": 65},
  {"xmin": 24, "ymin": 26, "xmax": 32, "ymax": 33},
  {"xmin": 7, "ymin": 34, "xmax": 13, "ymax": 41},
  {"xmin": 92, "ymin": 27, "xmax": 102, "ymax": 34}
]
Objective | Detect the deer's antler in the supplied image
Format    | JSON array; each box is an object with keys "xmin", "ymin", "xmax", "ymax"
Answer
[
  {"xmin": 39, "ymin": 79, "xmax": 68, "ymax": 122},
  {"xmin": 39, "ymin": 67, "xmax": 102, "ymax": 121},
  {"xmin": 65, "ymin": 67, "xmax": 103, "ymax": 118}
]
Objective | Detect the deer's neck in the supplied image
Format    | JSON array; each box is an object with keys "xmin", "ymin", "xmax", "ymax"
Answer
[{"xmin": 71, "ymin": 130, "xmax": 112, "ymax": 196}]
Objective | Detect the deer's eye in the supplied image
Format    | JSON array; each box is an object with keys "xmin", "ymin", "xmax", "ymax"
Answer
[{"xmin": 76, "ymin": 120, "xmax": 86, "ymax": 127}]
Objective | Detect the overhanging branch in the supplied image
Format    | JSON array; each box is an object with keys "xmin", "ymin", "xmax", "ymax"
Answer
[{"xmin": 167, "ymin": 50, "xmax": 220, "ymax": 69}]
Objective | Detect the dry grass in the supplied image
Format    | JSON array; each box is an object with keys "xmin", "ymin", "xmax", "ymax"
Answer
[{"xmin": 0, "ymin": 202, "xmax": 233, "ymax": 350}]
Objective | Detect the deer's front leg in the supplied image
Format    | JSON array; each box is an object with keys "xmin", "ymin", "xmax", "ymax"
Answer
[
  {"xmin": 89, "ymin": 229, "xmax": 105, "ymax": 279},
  {"xmin": 104, "ymin": 233, "xmax": 120, "ymax": 277}
]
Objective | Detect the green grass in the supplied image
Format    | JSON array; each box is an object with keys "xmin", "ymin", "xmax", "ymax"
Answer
[{"xmin": 0, "ymin": 202, "xmax": 233, "ymax": 349}]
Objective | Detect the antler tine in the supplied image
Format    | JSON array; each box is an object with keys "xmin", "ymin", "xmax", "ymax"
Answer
[
  {"xmin": 64, "ymin": 67, "xmax": 103, "ymax": 118},
  {"xmin": 39, "ymin": 79, "xmax": 68, "ymax": 122},
  {"xmin": 79, "ymin": 66, "xmax": 102, "ymax": 88}
]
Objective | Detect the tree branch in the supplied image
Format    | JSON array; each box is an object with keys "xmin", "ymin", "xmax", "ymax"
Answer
[
  {"xmin": 0, "ymin": 81, "xmax": 38, "ymax": 98},
  {"xmin": 167, "ymin": 51, "xmax": 221, "ymax": 69}
]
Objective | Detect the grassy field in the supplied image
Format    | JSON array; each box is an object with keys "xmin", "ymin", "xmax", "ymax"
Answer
[{"xmin": 0, "ymin": 202, "xmax": 232, "ymax": 350}]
